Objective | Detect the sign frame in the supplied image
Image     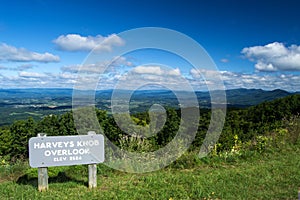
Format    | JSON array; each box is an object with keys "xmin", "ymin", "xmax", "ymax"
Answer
[{"xmin": 29, "ymin": 134, "xmax": 105, "ymax": 168}]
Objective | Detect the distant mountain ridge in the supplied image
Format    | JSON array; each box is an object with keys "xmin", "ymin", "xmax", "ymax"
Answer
[
  {"xmin": 0, "ymin": 88, "xmax": 296, "ymax": 107},
  {"xmin": 224, "ymin": 88, "xmax": 293, "ymax": 107},
  {"xmin": 0, "ymin": 88, "xmax": 73, "ymax": 98},
  {"xmin": 0, "ymin": 88, "xmax": 299, "ymax": 107}
]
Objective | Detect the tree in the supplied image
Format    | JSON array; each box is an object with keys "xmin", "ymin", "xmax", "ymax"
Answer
[
  {"xmin": 9, "ymin": 117, "xmax": 36, "ymax": 159},
  {"xmin": 0, "ymin": 129, "xmax": 13, "ymax": 158},
  {"xmin": 36, "ymin": 114, "xmax": 60, "ymax": 136},
  {"xmin": 59, "ymin": 112, "xmax": 76, "ymax": 135}
]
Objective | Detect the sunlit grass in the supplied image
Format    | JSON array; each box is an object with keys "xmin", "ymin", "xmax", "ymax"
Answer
[{"xmin": 0, "ymin": 143, "xmax": 299, "ymax": 199}]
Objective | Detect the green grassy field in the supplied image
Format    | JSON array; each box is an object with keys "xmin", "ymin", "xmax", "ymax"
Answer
[{"xmin": 0, "ymin": 143, "xmax": 299, "ymax": 200}]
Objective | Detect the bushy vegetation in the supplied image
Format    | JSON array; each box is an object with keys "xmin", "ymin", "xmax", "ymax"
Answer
[{"xmin": 0, "ymin": 94, "xmax": 299, "ymax": 163}]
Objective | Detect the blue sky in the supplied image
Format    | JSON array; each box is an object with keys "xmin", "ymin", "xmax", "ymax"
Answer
[{"xmin": 1, "ymin": 0, "xmax": 300, "ymax": 91}]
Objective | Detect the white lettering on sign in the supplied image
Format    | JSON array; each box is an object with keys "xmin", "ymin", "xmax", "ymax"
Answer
[
  {"xmin": 69, "ymin": 156, "xmax": 82, "ymax": 161},
  {"xmin": 44, "ymin": 148, "xmax": 90, "ymax": 157},
  {"xmin": 76, "ymin": 140, "xmax": 99, "ymax": 147},
  {"xmin": 33, "ymin": 140, "xmax": 96, "ymax": 149},
  {"xmin": 54, "ymin": 157, "xmax": 67, "ymax": 162}
]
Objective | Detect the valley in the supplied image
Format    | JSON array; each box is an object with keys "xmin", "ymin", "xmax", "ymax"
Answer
[{"xmin": 0, "ymin": 88, "xmax": 296, "ymax": 126}]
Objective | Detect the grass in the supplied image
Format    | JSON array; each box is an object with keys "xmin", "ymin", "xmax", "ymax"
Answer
[{"xmin": 0, "ymin": 143, "xmax": 299, "ymax": 199}]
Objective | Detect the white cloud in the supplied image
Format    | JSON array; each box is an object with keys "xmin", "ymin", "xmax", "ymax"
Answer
[
  {"xmin": 219, "ymin": 71, "xmax": 300, "ymax": 91},
  {"xmin": 242, "ymin": 42, "xmax": 300, "ymax": 71},
  {"xmin": 132, "ymin": 66, "xmax": 163, "ymax": 75},
  {"xmin": 132, "ymin": 65, "xmax": 181, "ymax": 76},
  {"xmin": 189, "ymin": 68, "xmax": 226, "ymax": 90},
  {"xmin": 59, "ymin": 73, "xmax": 77, "ymax": 79},
  {"xmin": 61, "ymin": 63, "xmax": 113, "ymax": 74},
  {"xmin": 169, "ymin": 68, "xmax": 181, "ymax": 76},
  {"xmin": 0, "ymin": 43, "xmax": 60, "ymax": 63},
  {"xmin": 66, "ymin": 65, "xmax": 183, "ymax": 90},
  {"xmin": 0, "ymin": 70, "xmax": 299, "ymax": 92},
  {"xmin": 112, "ymin": 56, "xmax": 133, "ymax": 67},
  {"xmin": 190, "ymin": 68, "xmax": 224, "ymax": 80},
  {"xmin": 53, "ymin": 34, "xmax": 124, "ymax": 52},
  {"xmin": 61, "ymin": 64, "xmax": 88, "ymax": 73},
  {"xmin": 190, "ymin": 68, "xmax": 201, "ymax": 78},
  {"xmin": 1, "ymin": 60, "xmax": 300, "ymax": 91},
  {"xmin": 19, "ymin": 71, "xmax": 47, "ymax": 78},
  {"xmin": 188, "ymin": 67, "xmax": 300, "ymax": 91},
  {"xmin": 0, "ymin": 72, "xmax": 78, "ymax": 88},
  {"xmin": 110, "ymin": 66, "xmax": 185, "ymax": 90},
  {"xmin": 61, "ymin": 56, "xmax": 133, "ymax": 74}
]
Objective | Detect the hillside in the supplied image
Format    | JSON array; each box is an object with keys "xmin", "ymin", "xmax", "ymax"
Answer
[{"xmin": 225, "ymin": 88, "xmax": 292, "ymax": 106}]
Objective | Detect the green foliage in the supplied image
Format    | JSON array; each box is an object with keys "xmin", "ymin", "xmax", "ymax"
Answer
[
  {"xmin": 118, "ymin": 134, "xmax": 154, "ymax": 152},
  {"xmin": 0, "ymin": 159, "xmax": 27, "ymax": 182},
  {"xmin": 283, "ymin": 114, "xmax": 300, "ymax": 144},
  {"xmin": 36, "ymin": 114, "xmax": 60, "ymax": 136},
  {"xmin": 9, "ymin": 117, "xmax": 36, "ymax": 160},
  {"xmin": 0, "ymin": 129, "xmax": 13, "ymax": 158},
  {"xmin": 0, "ymin": 94, "xmax": 299, "ymax": 163},
  {"xmin": 58, "ymin": 112, "xmax": 77, "ymax": 135},
  {"xmin": 155, "ymin": 108, "xmax": 180, "ymax": 146}
]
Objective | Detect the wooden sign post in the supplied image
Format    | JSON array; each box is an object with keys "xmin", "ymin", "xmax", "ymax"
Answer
[
  {"xmin": 37, "ymin": 133, "xmax": 48, "ymax": 192},
  {"xmin": 38, "ymin": 167, "xmax": 48, "ymax": 192},
  {"xmin": 88, "ymin": 164, "xmax": 97, "ymax": 188},
  {"xmin": 88, "ymin": 131, "xmax": 97, "ymax": 188}
]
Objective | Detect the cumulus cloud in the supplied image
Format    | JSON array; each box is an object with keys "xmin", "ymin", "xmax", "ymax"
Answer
[
  {"xmin": 220, "ymin": 71, "xmax": 300, "ymax": 91},
  {"xmin": 1, "ymin": 68, "xmax": 300, "ymax": 91},
  {"xmin": 0, "ymin": 72, "xmax": 79, "ymax": 88},
  {"xmin": 110, "ymin": 65, "xmax": 185, "ymax": 90},
  {"xmin": 242, "ymin": 42, "xmax": 300, "ymax": 71},
  {"xmin": 132, "ymin": 66, "xmax": 162, "ymax": 75},
  {"xmin": 112, "ymin": 56, "xmax": 133, "ymax": 67},
  {"xmin": 0, "ymin": 43, "xmax": 60, "ymax": 63},
  {"xmin": 66, "ymin": 64, "xmax": 183, "ymax": 90},
  {"xmin": 61, "ymin": 56, "xmax": 133, "ymax": 74},
  {"xmin": 19, "ymin": 71, "xmax": 47, "ymax": 78},
  {"xmin": 53, "ymin": 34, "xmax": 124, "ymax": 52},
  {"xmin": 61, "ymin": 63, "xmax": 112, "ymax": 74},
  {"xmin": 189, "ymin": 68, "xmax": 300, "ymax": 91},
  {"xmin": 132, "ymin": 65, "xmax": 181, "ymax": 76},
  {"xmin": 190, "ymin": 68, "xmax": 224, "ymax": 80},
  {"xmin": 189, "ymin": 68, "xmax": 226, "ymax": 90},
  {"xmin": 61, "ymin": 64, "xmax": 81, "ymax": 73}
]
